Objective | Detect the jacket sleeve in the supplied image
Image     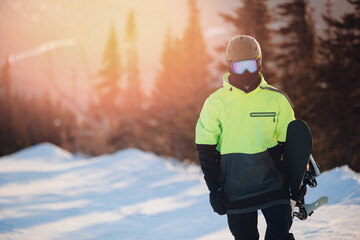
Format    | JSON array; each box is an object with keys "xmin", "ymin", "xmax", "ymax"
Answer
[
  {"xmin": 195, "ymin": 95, "xmax": 222, "ymax": 192},
  {"xmin": 195, "ymin": 96, "xmax": 221, "ymax": 145},
  {"xmin": 275, "ymin": 95, "xmax": 295, "ymax": 142},
  {"xmin": 196, "ymin": 144, "xmax": 221, "ymax": 192}
]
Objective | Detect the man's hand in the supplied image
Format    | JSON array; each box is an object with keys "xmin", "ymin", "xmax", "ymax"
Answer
[
  {"xmin": 290, "ymin": 184, "xmax": 307, "ymax": 201},
  {"xmin": 209, "ymin": 189, "xmax": 228, "ymax": 215}
]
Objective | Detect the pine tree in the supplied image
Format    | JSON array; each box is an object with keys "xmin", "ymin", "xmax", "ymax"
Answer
[
  {"xmin": 277, "ymin": 0, "xmax": 316, "ymax": 74},
  {"xmin": 152, "ymin": 27, "xmax": 179, "ymax": 105},
  {"xmin": 182, "ymin": 0, "xmax": 212, "ymax": 113},
  {"xmin": 149, "ymin": 0, "xmax": 212, "ymax": 161},
  {"xmin": 124, "ymin": 11, "xmax": 142, "ymax": 112},
  {"xmin": 11, "ymin": 94, "xmax": 30, "ymax": 150},
  {"xmin": 109, "ymin": 11, "xmax": 145, "ymax": 150},
  {"xmin": 176, "ymin": 0, "xmax": 213, "ymax": 161},
  {"xmin": 92, "ymin": 21, "xmax": 122, "ymax": 121},
  {"xmin": 276, "ymin": 0, "xmax": 317, "ymax": 121},
  {"xmin": 0, "ymin": 59, "xmax": 30, "ymax": 155},
  {"xmin": 315, "ymin": 0, "xmax": 360, "ymax": 171},
  {"xmin": 149, "ymin": 27, "xmax": 179, "ymax": 156},
  {"xmin": 0, "ymin": 58, "xmax": 11, "ymax": 100},
  {"xmin": 218, "ymin": 0, "xmax": 275, "ymax": 81},
  {"xmin": 0, "ymin": 58, "xmax": 14, "ymax": 155}
]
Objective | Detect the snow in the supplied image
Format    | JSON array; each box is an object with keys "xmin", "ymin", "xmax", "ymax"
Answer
[{"xmin": 0, "ymin": 143, "xmax": 359, "ymax": 240}]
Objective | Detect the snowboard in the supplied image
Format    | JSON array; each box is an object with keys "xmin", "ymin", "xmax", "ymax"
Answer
[
  {"xmin": 283, "ymin": 120, "xmax": 328, "ymax": 220},
  {"xmin": 283, "ymin": 120, "xmax": 313, "ymax": 192}
]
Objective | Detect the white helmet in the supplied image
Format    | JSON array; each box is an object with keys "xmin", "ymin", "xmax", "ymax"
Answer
[{"xmin": 226, "ymin": 35, "xmax": 262, "ymax": 73}]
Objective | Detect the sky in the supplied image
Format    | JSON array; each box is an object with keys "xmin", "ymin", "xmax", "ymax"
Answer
[{"xmin": 0, "ymin": 0, "xmax": 353, "ymax": 108}]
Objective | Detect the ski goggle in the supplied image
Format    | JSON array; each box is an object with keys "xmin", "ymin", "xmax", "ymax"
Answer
[{"xmin": 231, "ymin": 59, "xmax": 260, "ymax": 74}]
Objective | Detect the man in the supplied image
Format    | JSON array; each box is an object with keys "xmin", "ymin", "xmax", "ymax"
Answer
[{"xmin": 195, "ymin": 35, "xmax": 303, "ymax": 240}]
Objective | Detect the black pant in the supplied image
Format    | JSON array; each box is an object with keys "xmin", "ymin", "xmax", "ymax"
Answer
[{"xmin": 227, "ymin": 204, "xmax": 295, "ymax": 240}]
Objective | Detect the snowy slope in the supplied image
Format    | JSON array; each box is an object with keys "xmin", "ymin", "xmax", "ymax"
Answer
[{"xmin": 0, "ymin": 143, "xmax": 359, "ymax": 240}]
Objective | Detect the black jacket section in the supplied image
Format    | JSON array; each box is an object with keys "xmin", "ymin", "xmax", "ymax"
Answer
[
  {"xmin": 268, "ymin": 142, "xmax": 286, "ymax": 175},
  {"xmin": 220, "ymin": 149, "xmax": 290, "ymax": 211},
  {"xmin": 227, "ymin": 189, "xmax": 289, "ymax": 210},
  {"xmin": 196, "ymin": 144, "xmax": 221, "ymax": 192},
  {"xmin": 268, "ymin": 142, "xmax": 290, "ymax": 197}
]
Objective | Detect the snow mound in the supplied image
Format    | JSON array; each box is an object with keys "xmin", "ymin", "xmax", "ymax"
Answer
[
  {"xmin": 0, "ymin": 143, "xmax": 359, "ymax": 240},
  {"xmin": 306, "ymin": 165, "xmax": 360, "ymax": 205},
  {"xmin": 4, "ymin": 142, "xmax": 72, "ymax": 160}
]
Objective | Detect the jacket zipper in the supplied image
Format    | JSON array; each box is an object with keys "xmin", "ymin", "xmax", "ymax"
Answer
[{"xmin": 250, "ymin": 112, "xmax": 276, "ymax": 122}]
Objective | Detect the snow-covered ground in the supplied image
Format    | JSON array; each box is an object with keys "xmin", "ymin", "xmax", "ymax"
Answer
[{"xmin": 0, "ymin": 143, "xmax": 359, "ymax": 240}]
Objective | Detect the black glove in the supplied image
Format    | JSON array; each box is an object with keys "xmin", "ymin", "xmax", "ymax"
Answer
[
  {"xmin": 209, "ymin": 189, "xmax": 228, "ymax": 215},
  {"xmin": 290, "ymin": 184, "xmax": 307, "ymax": 201}
]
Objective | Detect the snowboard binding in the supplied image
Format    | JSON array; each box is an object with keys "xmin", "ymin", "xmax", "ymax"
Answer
[
  {"xmin": 293, "ymin": 196, "xmax": 329, "ymax": 221},
  {"xmin": 293, "ymin": 155, "xmax": 328, "ymax": 220},
  {"xmin": 303, "ymin": 155, "xmax": 319, "ymax": 188},
  {"xmin": 293, "ymin": 201, "xmax": 307, "ymax": 220}
]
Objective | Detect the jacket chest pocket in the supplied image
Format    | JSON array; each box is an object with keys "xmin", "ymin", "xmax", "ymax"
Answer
[{"xmin": 250, "ymin": 112, "xmax": 276, "ymax": 122}]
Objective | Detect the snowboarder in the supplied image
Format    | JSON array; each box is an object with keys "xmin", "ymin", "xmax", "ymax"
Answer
[{"xmin": 195, "ymin": 35, "xmax": 306, "ymax": 240}]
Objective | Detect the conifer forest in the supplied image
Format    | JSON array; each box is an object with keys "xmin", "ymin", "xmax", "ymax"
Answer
[{"xmin": 0, "ymin": 0, "xmax": 359, "ymax": 172}]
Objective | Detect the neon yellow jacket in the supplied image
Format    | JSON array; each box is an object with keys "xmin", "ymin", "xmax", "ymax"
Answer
[{"xmin": 196, "ymin": 73, "xmax": 295, "ymax": 213}]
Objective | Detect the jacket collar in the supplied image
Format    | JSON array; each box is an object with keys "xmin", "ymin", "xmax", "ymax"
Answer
[{"xmin": 223, "ymin": 72, "xmax": 268, "ymax": 95}]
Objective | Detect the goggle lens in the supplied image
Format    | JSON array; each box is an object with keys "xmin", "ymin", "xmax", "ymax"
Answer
[{"xmin": 232, "ymin": 59, "xmax": 258, "ymax": 74}]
